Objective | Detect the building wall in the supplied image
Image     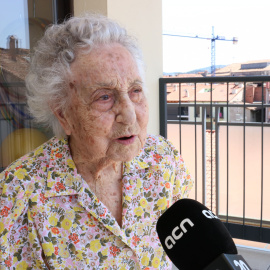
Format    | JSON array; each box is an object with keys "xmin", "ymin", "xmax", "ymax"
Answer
[
  {"xmin": 73, "ymin": 0, "xmax": 163, "ymax": 135},
  {"xmin": 73, "ymin": 0, "xmax": 107, "ymax": 16}
]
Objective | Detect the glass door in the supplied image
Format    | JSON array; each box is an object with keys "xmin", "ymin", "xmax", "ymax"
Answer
[{"xmin": 0, "ymin": 0, "xmax": 73, "ymax": 172}]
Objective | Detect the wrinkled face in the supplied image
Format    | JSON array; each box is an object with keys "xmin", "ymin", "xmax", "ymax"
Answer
[{"xmin": 57, "ymin": 43, "xmax": 149, "ymax": 163}]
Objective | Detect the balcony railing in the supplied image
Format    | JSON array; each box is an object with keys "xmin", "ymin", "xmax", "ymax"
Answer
[{"xmin": 159, "ymin": 76, "xmax": 270, "ymax": 243}]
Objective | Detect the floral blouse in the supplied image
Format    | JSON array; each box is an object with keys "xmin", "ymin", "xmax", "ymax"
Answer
[{"xmin": 0, "ymin": 134, "xmax": 193, "ymax": 270}]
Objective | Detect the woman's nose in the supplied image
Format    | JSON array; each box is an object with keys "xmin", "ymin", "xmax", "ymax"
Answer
[{"xmin": 115, "ymin": 97, "xmax": 136, "ymax": 125}]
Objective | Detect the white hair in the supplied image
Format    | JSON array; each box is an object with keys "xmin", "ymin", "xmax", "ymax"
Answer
[{"xmin": 26, "ymin": 13, "xmax": 145, "ymax": 138}]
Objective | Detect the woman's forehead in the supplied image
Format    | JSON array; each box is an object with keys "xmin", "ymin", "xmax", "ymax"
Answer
[
  {"xmin": 74, "ymin": 44, "xmax": 135, "ymax": 68},
  {"xmin": 70, "ymin": 44, "xmax": 141, "ymax": 88}
]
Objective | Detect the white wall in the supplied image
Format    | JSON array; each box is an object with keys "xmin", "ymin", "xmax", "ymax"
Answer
[{"xmin": 73, "ymin": 0, "xmax": 163, "ymax": 135}]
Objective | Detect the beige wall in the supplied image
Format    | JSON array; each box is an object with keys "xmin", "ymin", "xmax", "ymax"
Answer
[
  {"xmin": 73, "ymin": 0, "xmax": 163, "ymax": 135},
  {"xmin": 73, "ymin": 0, "xmax": 107, "ymax": 16}
]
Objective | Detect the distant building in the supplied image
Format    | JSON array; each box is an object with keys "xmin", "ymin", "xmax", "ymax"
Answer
[
  {"xmin": 215, "ymin": 59, "xmax": 270, "ymax": 77},
  {"xmin": 166, "ymin": 81, "xmax": 270, "ymax": 128},
  {"xmin": 165, "ymin": 59, "xmax": 270, "ymax": 128}
]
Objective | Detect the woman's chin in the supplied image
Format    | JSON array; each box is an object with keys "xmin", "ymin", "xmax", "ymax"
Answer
[{"xmin": 110, "ymin": 143, "xmax": 142, "ymax": 162}]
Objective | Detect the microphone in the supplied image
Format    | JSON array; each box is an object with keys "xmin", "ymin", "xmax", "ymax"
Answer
[{"xmin": 156, "ymin": 198, "xmax": 252, "ymax": 270}]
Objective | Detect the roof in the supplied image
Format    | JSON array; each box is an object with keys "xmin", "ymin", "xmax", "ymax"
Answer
[
  {"xmin": 167, "ymin": 82, "xmax": 244, "ymax": 103},
  {"xmin": 164, "ymin": 73, "xmax": 203, "ymax": 78},
  {"xmin": 215, "ymin": 59, "xmax": 270, "ymax": 76},
  {"xmin": 0, "ymin": 48, "xmax": 30, "ymax": 82}
]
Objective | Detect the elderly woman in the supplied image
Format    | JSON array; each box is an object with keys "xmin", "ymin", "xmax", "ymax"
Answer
[{"xmin": 0, "ymin": 14, "xmax": 193, "ymax": 269}]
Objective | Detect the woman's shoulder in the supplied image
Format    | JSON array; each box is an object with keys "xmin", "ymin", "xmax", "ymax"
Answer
[
  {"xmin": 0, "ymin": 136, "xmax": 63, "ymax": 197},
  {"xmin": 0, "ymin": 137, "xmax": 67, "ymax": 226}
]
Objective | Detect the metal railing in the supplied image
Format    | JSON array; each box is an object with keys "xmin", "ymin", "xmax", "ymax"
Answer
[{"xmin": 159, "ymin": 76, "xmax": 270, "ymax": 243}]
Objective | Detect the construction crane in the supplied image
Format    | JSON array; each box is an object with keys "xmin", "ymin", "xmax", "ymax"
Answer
[{"xmin": 163, "ymin": 26, "xmax": 238, "ymax": 76}]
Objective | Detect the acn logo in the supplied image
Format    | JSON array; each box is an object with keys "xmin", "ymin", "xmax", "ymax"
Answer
[
  {"xmin": 202, "ymin": 210, "xmax": 219, "ymax": 219},
  {"xmin": 234, "ymin": 260, "xmax": 250, "ymax": 270},
  {"xmin": 165, "ymin": 218, "xmax": 194, "ymax": 249}
]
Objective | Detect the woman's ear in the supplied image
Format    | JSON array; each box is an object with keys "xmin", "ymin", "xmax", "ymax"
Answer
[{"xmin": 53, "ymin": 108, "xmax": 72, "ymax": 136}]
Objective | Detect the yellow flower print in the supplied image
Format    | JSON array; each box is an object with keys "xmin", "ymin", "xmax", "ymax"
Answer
[
  {"xmin": 138, "ymin": 161, "xmax": 147, "ymax": 168},
  {"xmin": 76, "ymin": 250, "xmax": 83, "ymax": 260},
  {"xmin": 15, "ymin": 261, "xmax": 28, "ymax": 270},
  {"xmin": 67, "ymin": 158, "xmax": 75, "ymax": 169},
  {"xmin": 29, "ymin": 232, "xmax": 36, "ymax": 245},
  {"xmin": 156, "ymin": 247, "xmax": 164, "ymax": 258},
  {"xmin": 48, "ymin": 214, "xmax": 58, "ymax": 226},
  {"xmin": 136, "ymin": 223, "xmax": 144, "ymax": 236},
  {"xmin": 173, "ymin": 179, "xmax": 181, "ymax": 194},
  {"xmin": 65, "ymin": 175, "xmax": 74, "ymax": 187},
  {"xmin": 157, "ymin": 144, "xmax": 165, "ymax": 154},
  {"xmin": 101, "ymin": 248, "xmax": 108, "ymax": 256},
  {"xmin": 13, "ymin": 256, "xmax": 18, "ymax": 264},
  {"xmin": 152, "ymin": 257, "xmax": 160, "ymax": 268},
  {"xmin": 136, "ymin": 178, "xmax": 142, "ymax": 189},
  {"xmin": 65, "ymin": 210, "xmax": 75, "ymax": 220},
  {"xmin": 27, "ymin": 183, "xmax": 35, "ymax": 192},
  {"xmin": 90, "ymin": 239, "xmax": 101, "ymax": 253},
  {"xmin": 42, "ymin": 242, "xmax": 54, "ymax": 257},
  {"xmin": 115, "ymin": 237, "xmax": 126, "ymax": 248},
  {"xmin": 134, "ymin": 206, "xmax": 143, "ymax": 217},
  {"xmin": 15, "ymin": 199, "xmax": 24, "ymax": 210},
  {"xmin": 14, "ymin": 168, "xmax": 27, "ymax": 180},
  {"xmin": 34, "ymin": 147, "xmax": 43, "ymax": 156},
  {"xmin": 170, "ymin": 174, "xmax": 175, "ymax": 184},
  {"xmin": 1, "ymin": 235, "xmax": 7, "ymax": 245},
  {"xmin": 163, "ymin": 170, "xmax": 170, "ymax": 181},
  {"xmin": 146, "ymin": 205, "xmax": 152, "ymax": 213},
  {"xmin": 31, "ymin": 194, "xmax": 38, "ymax": 202},
  {"xmin": 156, "ymin": 197, "xmax": 167, "ymax": 211},
  {"xmin": 61, "ymin": 218, "xmax": 72, "ymax": 230},
  {"xmin": 47, "ymin": 180, "xmax": 54, "ymax": 188},
  {"xmin": 58, "ymin": 241, "xmax": 67, "ymax": 250},
  {"xmin": 35, "ymin": 260, "xmax": 44, "ymax": 269},
  {"xmin": 59, "ymin": 247, "xmax": 70, "ymax": 258},
  {"xmin": 73, "ymin": 206, "xmax": 84, "ymax": 212},
  {"xmin": 0, "ymin": 222, "xmax": 4, "ymax": 234},
  {"xmin": 181, "ymin": 185, "xmax": 188, "ymax": 195},
  {"xmin": 141, "ymin": 254, "xmax": 149, "ymax": 266},
  {"xmin": 139, "ymin": 198, "xmax": 148, "ymax": 208},
  {"xmin": 125, "ymin": 195, "xmax": 131, "ymax": 202}
]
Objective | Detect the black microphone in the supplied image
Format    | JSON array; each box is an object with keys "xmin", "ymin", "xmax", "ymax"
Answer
[{"xmin": 156, "ymin": 198, "xmax": 252, "ymax": 270}]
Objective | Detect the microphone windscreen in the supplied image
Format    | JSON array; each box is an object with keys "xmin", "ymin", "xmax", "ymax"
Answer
[{"xmin": 156, "ymin": 199, "xmax": 237, "ymax": 270}]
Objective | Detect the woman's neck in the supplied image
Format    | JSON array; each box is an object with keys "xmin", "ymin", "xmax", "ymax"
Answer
[{"xmin": 79, "ymin": 161, "xmax": 124, "ymax": 227}]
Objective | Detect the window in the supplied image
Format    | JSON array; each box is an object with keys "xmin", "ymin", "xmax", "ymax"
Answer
[{"xmin": 0, "ymin": 0, "xmax": 73, "ymax": 172}]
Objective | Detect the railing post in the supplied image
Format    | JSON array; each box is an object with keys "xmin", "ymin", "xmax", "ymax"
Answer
[
  {"xmin": 159, "ymin": 79, "xmax": 167, "ymax": 138},
  {"xmin": 202, "ymin": 106, "xmax": 207, "ymax": 205},
  {"xmin": 215, "ymin": 107, "xmax": 220, "ymax": 215}
]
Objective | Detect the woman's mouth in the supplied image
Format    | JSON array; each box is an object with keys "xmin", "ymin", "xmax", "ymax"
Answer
[{"xmin": 116, "ymin": 135, "xmax": 136, "ymax": 145}]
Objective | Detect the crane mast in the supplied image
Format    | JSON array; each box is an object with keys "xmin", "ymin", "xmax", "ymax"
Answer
[{"xmin": 163, "ymin": 27, "xmax": 238, "ymax": 76}]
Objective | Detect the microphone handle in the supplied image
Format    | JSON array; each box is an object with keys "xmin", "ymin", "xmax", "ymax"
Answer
[{"xmin": 203, "ymin": 254, "xmax": 253, "ymax": 270}]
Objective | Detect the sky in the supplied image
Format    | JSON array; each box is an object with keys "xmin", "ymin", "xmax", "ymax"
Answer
[
  {"xmin": 0, "ymin": 0, "xmax": 29, "ymax": 49},
  {"xmin": 162, "ymin": 0, "xmax": 270, "ymax": 73},
  {"xmin": 1, "ymin": 0, "xmax": 270, "ymax": 74}
]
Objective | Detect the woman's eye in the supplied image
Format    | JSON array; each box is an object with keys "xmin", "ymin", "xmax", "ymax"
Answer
[
  {"xmin": 99, "ymin": 94, "xmax": 110, "ymax": 101},
  {"xmin": 129, "ymin": 88, "xmax": 143, "ymax": 101}
]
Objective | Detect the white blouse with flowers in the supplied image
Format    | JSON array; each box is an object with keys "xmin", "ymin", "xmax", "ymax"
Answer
[{"xmin": 0, "ymin": 134, "xmax": 193, "ymax": 270}]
